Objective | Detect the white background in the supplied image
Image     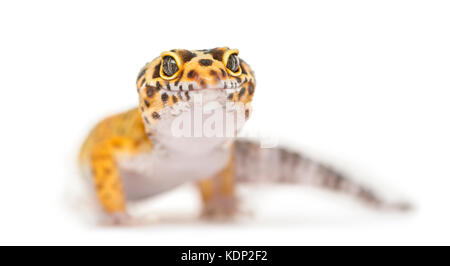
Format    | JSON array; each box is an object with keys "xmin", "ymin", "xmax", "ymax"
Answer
[{"xmin": 0, "ymin": 0, "xmax": 449, "ymax": 245}]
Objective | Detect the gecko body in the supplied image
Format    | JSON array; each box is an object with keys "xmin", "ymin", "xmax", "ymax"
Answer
[{"xmin": 79, "ymin": 47, "xmax": 409, "ymax": 224}]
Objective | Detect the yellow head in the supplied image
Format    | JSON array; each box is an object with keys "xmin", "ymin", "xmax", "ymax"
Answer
[{"xmin": 136, "ymin": 47, "xmax": 255, "ymax": 135}]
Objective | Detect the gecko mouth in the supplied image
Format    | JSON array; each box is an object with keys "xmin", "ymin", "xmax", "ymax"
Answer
[
  {"xmin": 161, "ymin": 79, "xmax": 245, "ymax": 91},
  {"xmin": 143, "ymin": 77, "xmax": 247, "ymax": 93},
  {"xmin": 162, "ymin": 86, "xmax": 241, "ymax": 104},
  {"xmin": 148, "ymin": 80, "xmax": 248, "ymax": 103}
]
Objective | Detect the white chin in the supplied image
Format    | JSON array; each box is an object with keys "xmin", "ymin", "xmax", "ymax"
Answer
[{"xmin": 153, "ymin": 90, "xmax": 246, "ymax": 155}]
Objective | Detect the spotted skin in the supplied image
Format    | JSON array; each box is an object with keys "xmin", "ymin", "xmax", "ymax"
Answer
[
  {"xmin": 79, "ymin": 47, "xmax": 409, "ymax": 223},
  {"xmin": 80, "ymin": 48, "xmax": 256, "ymax": 218},
  {"xmin": 79, "ymin": 109, "xmax": 152, "ymax": 213},
  {"xmin": 136, "ymin": 48, "xmax": 255, "ymax": 134}
]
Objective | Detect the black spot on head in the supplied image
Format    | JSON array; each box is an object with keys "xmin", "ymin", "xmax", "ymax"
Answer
[
  {"xmin": 248, "ymin": 83, "xmax": 255, "ymax": 95},
  {"xmin": 152, "ymin": 63, "xmax": 161, "ymax": 78},
  {"xmin": 140, "ymin": 77, "xmax": 146, "ymax": 87},
  {"xmin": 174, "ymin": 70, "xmax": 184, "ymax": 86},
  {"xmin": 172, "ymin": 95, "xmax": 178, "ymax": 103},
  {"xmin": 188, "ymin": 84, "xmax": 194, "ymax": 90},
  {"xmin": 161, "ymin": 93, "xmax": 169, "ymax": 102},
  {"xmin": 178, "ymin": 50, "xmax": 197, "ymax": 63},
  {"xmin": 235, "ymin": 77, "xmax": 241, "ymax": 83},
  {"xmin": 146, "ymin": 86, "xmax": 155, "ymax": 98},
  {"xmin": 207, "ymin": 48, "xmax": 225, "ymax": 61},
  {"xmin": 227, "ymin": 93, "xmax": 234, "ymax": 100},
  {"xmin": 137, "ymin": 67, "xmax": 146, "ymax": 82},
  {"xmin": 165, "ymin": 81, "xmax": 171, "ymax": 90},
  {"xmin": 144, "ymin": 116, "xmax": 150, "ymax": 124},
  {"xmin": 238, "ymin": 87, "xmax": 246, "ymax": 100},
  {"xmin": 152, "ymin": 112, "xmax": 160, "ymax": 119},
  {"xmin": 144, "ymin": 99, "xmax": 150, "ymax": 107},
  {"xmin": 210, "ymin": 70, "xmax": 220, "ymax": 82},
  {"xmin": 240, "ymin": 62, "xmax": 248, "ymax": 75},
  {"xmin": 187, "ymin": 70, "xmax": 197, "ymax": 79},
  {"xmin": 156, "ymin": 81, "xmax": 162, "ymax": 90},
  {"xmin": 185, "ymin": 91, "xmax": 191, "ymax": 100},
  {"xmin": 198, "ymin": 59, "xmax": 213, "ymax": 66},
  {"xmin": 245, "ymin": 109, "xmax": 250, "ymax": 119},
  {"xmin": 220, "ymin": 68, "xmax": 227, "ymax": 78}
]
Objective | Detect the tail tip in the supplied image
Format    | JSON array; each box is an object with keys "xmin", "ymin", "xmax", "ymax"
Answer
[{"xmin": 385, "ymin": 201, "xmax": 414, "ymax": 212}]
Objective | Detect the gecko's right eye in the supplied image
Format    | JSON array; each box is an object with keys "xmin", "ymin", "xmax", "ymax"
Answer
[
  {"xmin": 162, "ymin": 56, "xmax": 179, "ymax": 77},
  {"xmin": 226, "ymin": 54, "xmax": 240, "ymax": 73}
]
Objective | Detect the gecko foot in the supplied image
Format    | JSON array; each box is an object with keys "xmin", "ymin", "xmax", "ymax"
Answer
[
  {"xmin": 200, "ymin": 197, "xmax": 252, "ymax": 221},
  {"xmin": 99, "ymin": 212, "xmax": 150, "ymax": 226}
]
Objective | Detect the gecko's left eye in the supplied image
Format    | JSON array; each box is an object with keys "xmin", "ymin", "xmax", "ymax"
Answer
[
  {"xmin": 162, "ymin": 56, "xmax": 179, "ymax": 78},
  {"xmin": 224, "ymin": 49, "xmax": 242, "ymax": 77}
]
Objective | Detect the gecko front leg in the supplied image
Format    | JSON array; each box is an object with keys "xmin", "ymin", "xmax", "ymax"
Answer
[
  {"xmin": 197, "ymin": 153, "xmax": 243, "ymax": 220},
  {"xmin": 90, "ymin": 136, "xmax": 141, "ymax": 225}
]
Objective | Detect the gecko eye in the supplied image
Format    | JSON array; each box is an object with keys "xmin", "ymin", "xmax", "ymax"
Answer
[
  {"xmin": 162, "ymin": 56, "xmax": 179, "ymax": 78},
  {"xmin": 226, "ymin": 54, "xmax": 240, "ymax": 73},
  {"xmin": 224, "ymin": 49, "xmax": 242, "ymax": 77}
]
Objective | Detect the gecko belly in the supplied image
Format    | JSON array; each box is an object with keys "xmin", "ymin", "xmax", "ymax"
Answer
[{"xmin": 117, "ymin": 146, "xmax": 231, "ymax": 201}]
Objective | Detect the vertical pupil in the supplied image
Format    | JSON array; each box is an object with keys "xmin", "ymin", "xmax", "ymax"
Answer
[
  {"xmin": 227, "ymin": 54, "xmax": 239, "ymax": 72},
  {"xmin": 163, "ymin": 56, "xmax": 178, "ymax": 76}
]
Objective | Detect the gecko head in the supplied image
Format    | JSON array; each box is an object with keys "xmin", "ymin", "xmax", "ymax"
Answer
[{"xmin": 135, "ymin": 48, "xmax": 256, "ymax": 152}]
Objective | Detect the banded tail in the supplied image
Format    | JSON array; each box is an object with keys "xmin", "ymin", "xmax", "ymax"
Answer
[{"xmin": 234, "ymin": 140, "xmax": 411, "ymax": 211}]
